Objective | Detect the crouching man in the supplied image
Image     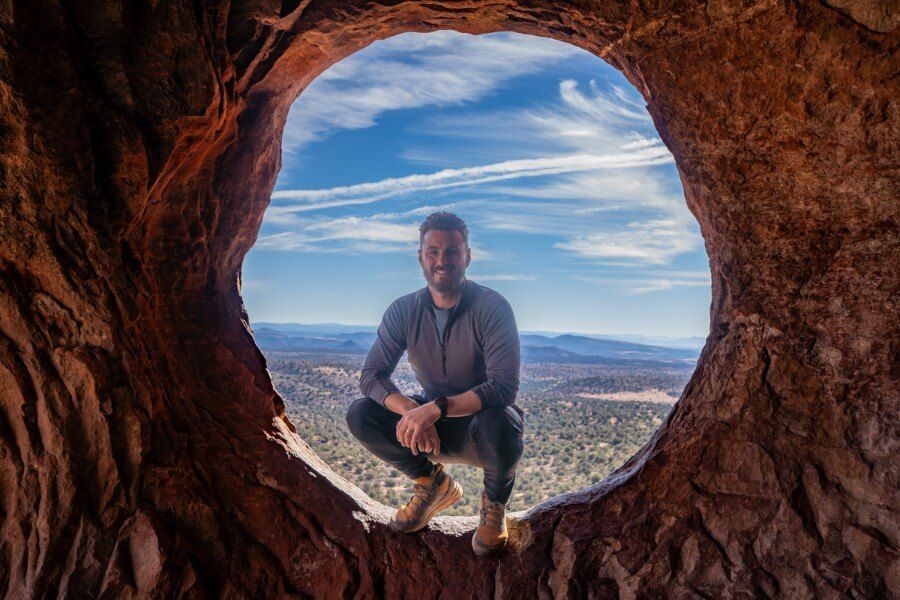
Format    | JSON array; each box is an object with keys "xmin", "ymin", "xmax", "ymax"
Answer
[{"xmin": 346, "ymin": 212, "xmax": 524, "ymax": 556}]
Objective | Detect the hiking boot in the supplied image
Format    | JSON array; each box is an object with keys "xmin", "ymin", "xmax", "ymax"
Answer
[
  {"xmin": 389, "ymin": 463, "xmax": 463, "ymax": 533},
  {"xmin": 472, "ymin": 490, "xmax": 509, "ymax": 556}
]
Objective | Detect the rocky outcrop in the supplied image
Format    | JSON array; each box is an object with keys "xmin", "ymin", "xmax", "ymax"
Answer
[{"xmin": 0, "ymin": 1, "xmax": 896, "ymax": 597}]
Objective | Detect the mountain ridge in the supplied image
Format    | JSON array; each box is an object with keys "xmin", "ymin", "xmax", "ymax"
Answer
[{"xmin": 252, "ymin": 322, "xmax": 700, "ymax": 365}]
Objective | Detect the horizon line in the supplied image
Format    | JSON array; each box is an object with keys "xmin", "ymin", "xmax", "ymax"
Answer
[{"xmin": 250, "ymin": 320, "xmax": 708, "ymax": 340}]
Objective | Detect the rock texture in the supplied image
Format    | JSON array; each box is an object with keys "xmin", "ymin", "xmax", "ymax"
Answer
[{"xmin": 0, "ymin": 0, "xmax": 897, "ymax": 598}]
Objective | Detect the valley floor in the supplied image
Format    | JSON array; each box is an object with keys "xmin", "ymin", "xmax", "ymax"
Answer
[{"xmin": 266, "ymin": 350, "xmax": 692, "ymax": 515}]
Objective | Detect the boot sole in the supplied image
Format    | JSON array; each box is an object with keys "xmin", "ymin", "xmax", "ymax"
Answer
[
  {"xmin": 390, "ymin": 480, "xmax": 464, "ymax": 533},
  {"xmin": 472, "ymin": 534, "xmax": 508, "ymax": 557}
]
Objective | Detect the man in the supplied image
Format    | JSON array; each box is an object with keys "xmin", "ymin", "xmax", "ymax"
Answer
[{"xmin": 346, "ymin": 211, "xmax": 524, "ymax": 556}]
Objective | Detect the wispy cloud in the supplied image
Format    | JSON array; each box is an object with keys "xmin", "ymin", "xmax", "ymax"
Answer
[
  {"xmin": 573, "ymin": 271, "xmax": 710, "ymax": 295},
  {"xmin": 626, "ymin": 278, "xmax": 709, "ymax": 295},
  {"xmin": 281, "ymin": 31, "xmax": 578, "ymax": 152},
  {"xmin": 468, "ymin": 274, "xmax": 538, "ymax": 282},
  {"xmin": 530, "ymin": 79, "xmax": 653, "ymax": 149},
  {"xmin": 255, "ymin": 214, "xmax": 495, "ymax": 260},
  {"xmin": 408, "ymin": 78, "xmax": 655, "ymax": 158},
  {"xmin": 423, "ymin": 79, "xmax": 699, "ymax": 265},
  {"xmin": 265, "ymin": 38, "xmax": 699, "ymax": 268},
  {"xmin": 306, "ymin": 217, "xmax": 417, "ymax": 242},
  {"xmin": 554, "ymin": 219, "xmax": 698, "ymax": 265},
  {"xmin": 240, "ymin": 278, "xmax": 275, "ymax": 292},
  {"xmin": 245, "ymin": 31, "xmax": 710, "ymax": 336},
  {"xmin": 255, "ymin": 217, "xmax": 418, "ymax": 252},
  {"xmin": 268, "ymin": 146, "xmax": 672, "ymax": 217}
]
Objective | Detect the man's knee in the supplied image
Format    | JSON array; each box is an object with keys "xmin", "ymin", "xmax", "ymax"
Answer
[
  {"xmin": 346, "ymin": 397, "xmax": 380, "ymax": 441},
  {"xmin": 472, "ymin": 408, "xmax": 524, "ymax": 467}
]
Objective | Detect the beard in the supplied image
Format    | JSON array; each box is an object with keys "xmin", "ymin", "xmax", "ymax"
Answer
[{"xmin": 424, "ymin": 265, "xmax": 466, "ymax": 294}]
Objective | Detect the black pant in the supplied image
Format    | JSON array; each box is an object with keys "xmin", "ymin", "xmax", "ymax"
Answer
[{"xmin": 346, "ymin": 397, "xmax": 525, "ymax": 504}]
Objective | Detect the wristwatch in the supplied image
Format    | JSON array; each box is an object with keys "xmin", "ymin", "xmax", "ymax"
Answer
[{"xmin": 434, "ymin": 396, "xmax": 449, "ymax": 420}]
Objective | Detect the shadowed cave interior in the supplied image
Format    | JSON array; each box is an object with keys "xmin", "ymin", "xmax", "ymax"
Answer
[{"xmin": 0, "ymin": 1, "xmax": 896, "ymax": 598}]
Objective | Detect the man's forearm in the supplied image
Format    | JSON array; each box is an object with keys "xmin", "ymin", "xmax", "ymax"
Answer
[
  {"xmin": 387, "ymin": 390, "xmax": 484, "ymax": 418},
  {"xmin": 444, "ymin": 390, "xmax": 483, "ymax": 417},
  {"xmin": 384, "ymin": 392, "xmax": 420, "ymax": 415}
]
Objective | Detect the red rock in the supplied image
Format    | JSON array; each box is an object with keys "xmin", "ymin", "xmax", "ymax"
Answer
[{"xmin": 0, "ymin": 1, "xmax": 896, "ymax": 597}]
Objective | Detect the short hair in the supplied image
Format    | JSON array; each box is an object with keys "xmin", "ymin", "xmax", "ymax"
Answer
[{"xmin": 419, "ymin": 211, "xmax": 469, "ymax": 245}]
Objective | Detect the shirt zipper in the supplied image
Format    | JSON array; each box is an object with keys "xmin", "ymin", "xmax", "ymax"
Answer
[{"xmin": 430, "ymin": 308, "xmax": 450, "ymax": 381}]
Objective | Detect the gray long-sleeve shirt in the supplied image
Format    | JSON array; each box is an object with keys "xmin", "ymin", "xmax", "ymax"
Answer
[{"xmin": 359, "ymin": 279, "xmax": 521, "ymax": 410}]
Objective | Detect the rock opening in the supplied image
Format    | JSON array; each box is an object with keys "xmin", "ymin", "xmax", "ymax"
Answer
[{"xmin": 0, "ymin": 1, "xmax": 896, "ymax": 597}]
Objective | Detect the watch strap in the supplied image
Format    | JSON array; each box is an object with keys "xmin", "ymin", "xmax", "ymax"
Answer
[{"xmin": 435, "ymin": 396, "xmax": 449, "ymax": 419}]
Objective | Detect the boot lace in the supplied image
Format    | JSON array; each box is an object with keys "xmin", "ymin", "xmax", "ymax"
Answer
[
  {"xmin": 478, "ymin": 496, "xmax": 507, "ymax": 529},
  {"xmin": 406, "ymin": 481, "xmax": 436, "ymax": 510}
]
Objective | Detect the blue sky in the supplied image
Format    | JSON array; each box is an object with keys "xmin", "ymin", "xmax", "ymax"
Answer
[{"xmin": 242, "ymin": 31, "xmax": 711, "ymax": 338}]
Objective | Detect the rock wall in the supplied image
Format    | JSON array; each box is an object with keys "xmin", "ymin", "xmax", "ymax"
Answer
[{"xmin": 0, "ymin": 0, "xmax": 896, "ymax": 598}]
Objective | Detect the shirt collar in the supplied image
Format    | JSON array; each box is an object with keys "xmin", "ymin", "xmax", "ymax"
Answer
[{"xmin": 421, "ymin": 279, "xmax": 473, "ymax": 314}]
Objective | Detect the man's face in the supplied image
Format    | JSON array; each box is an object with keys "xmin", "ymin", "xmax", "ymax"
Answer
[{"xmin": 418, "ymin": 229, "xmax": 471, "ymax": 294}]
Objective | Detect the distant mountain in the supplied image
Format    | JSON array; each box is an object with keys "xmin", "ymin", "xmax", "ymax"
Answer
[
  {"xmin": 252, "ymin": 328, "xmax": 369, "ymax": 354},
  {"xmin": 333, "ymin": 332, "xmax": 378, "ymax": 346},
  {"xmin": 586, "ymin": 333, "xmax": 706, "ymax": 351},
  {"xmin": 253, "ymin": 322, "xmax": 377, "ymax": 335},
  {"xmin": 519, "ymin": 334, "xmax": 696, "ymax": 361},
  {"xmin": 521, "ymin": 330, "xmax": 706, "ymax": 351},
  {"xmin": 519, "ymin": 345, "xmax": 693, "ymax": 368},
  {"xmin": 252, "ymin": 322, "xmax": 700, "ymax": 364},
  {"xmin": 520, "ymin": 345, "xmax": 588, "ymax": 363}
]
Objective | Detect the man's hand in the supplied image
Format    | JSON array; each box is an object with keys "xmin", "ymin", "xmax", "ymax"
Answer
[
  {"xmin": 405, "ymin": 424, "xmax": 441, "ymax": 456},
  {"xmin": 396, "ymin": 403, "xmax": 442, "ymax": 455}
]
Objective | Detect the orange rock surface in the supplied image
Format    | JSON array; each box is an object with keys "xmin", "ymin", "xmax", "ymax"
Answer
[{"xmin": 0, "ymin": 1, "xmax": 896, "ymax": 597}]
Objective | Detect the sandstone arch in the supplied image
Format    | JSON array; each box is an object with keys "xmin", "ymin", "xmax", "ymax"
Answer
[{"xmin": 0, "ymin": 1, "xmax": 897, "ymax": 597}]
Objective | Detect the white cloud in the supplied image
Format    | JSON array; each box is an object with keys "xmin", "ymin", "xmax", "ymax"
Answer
[
  {"xmin": 379, "ymin": 200, "xmax": 482, "ymax": 219},
  {"xmin": 403, "ymin": 79, "xmax": 683, "ymax": 213},
  {"xmin": 267, "ymin": 146, "xmax": 673, "ymax": 218},
  {"xmin": 239, "ymin": 278, "xmax": 274, "ymax": 292},
  {"xmin": 264, "ymin": 42, "xmax": 701, "ymax": 268},
  {"xmin": 421, "ymin": 79, "xmax": 699, "ymax": 265},
  {"xmin": 554, "ymin": 219, "xmax": 698, "ymax": 265},
  {"xmin": 572, "ymin": 271, "xmax": 710, "ymax": 295},
  {"xmin": 536, "ymin": 79, "xmax": 652, "ymax": 142},
  {"xmin": 468, "ymin": 274, "xmax": 537, "ymax": 282},
  {"xmin": 253, "ymin": 214, "xmax": 496, "ymax": 260},
  {"xmin": 411, "ymin": 78, "xmax": 655, "ymax": 157},
  {"xmin": 281, "ymin": 31, "xmax": 579, "ymax": 152},
  {"xmin": 626, "ymin": 278, "xmax": 710, "ymax": 295},
  {"xmin": 305, "ymin": 217, "xmax": 417, "ymax": 242},
  {"xmin": 488, "ymin": 169, "xmax": 678, "ymax": 211},
  {"xmin": 255, "ymin": 216, "xmax": 418, "ymax": 252}
]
